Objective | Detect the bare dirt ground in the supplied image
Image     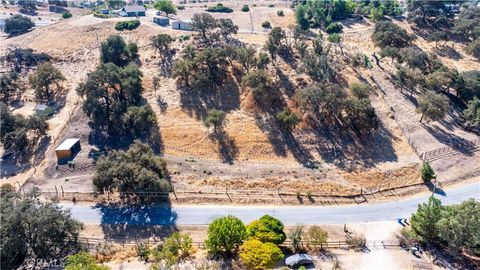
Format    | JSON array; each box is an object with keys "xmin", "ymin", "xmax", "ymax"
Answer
[{"xmin": 2, "ymin": 8, "xmax": 478, "ymax": 205}]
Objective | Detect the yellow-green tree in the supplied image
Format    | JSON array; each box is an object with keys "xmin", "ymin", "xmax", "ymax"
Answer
[{"xmin": 240, "ymin": 239, "xmax": 284, "ymax": 270}]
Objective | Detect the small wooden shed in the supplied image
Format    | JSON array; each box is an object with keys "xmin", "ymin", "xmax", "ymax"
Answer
[
  {"xmin": 55, "ymin": 138, "xmax": 81, "ymax": 161},
  {"xmin": 172, "ymin": 19, "xmax": 193, "ymax": 31},
  {"xmin": 153, "ymin": 16, "xmax": 169, "ymax": 26}
]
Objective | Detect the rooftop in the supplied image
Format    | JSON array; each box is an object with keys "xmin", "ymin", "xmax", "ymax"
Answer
[
  {"xmin": 55, "ymin": 138, "xmax": 80, "ymax": 151},
  {"xmin": 123, "ymin": 5, "xmax": 146, "ymax": 12}
]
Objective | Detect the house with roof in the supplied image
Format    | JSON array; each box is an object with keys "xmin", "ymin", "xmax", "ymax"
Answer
[
  {"xmin": 55, "ymin": 138, "xmax": 81, "ymax": 163},
  {"xmin": 172, "ymin": 19, "xmax": 193, "ymax": 31},
  {"xmin": 120, "ymin": 5, "xmax": 146, "ymax": 17}
]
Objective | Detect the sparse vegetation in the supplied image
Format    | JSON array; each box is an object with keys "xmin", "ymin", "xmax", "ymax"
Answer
[{"xmin": 262, "ymin": 21, "xmax": 271, "ymax": 28}]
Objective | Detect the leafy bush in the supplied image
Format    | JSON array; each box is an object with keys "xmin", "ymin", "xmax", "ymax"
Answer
[
  {"xmin": 93, "ymin": 141, "xmax": 169, "ymax": 199},
  {"xmin": 372, "ymin": 21, "xmax": 413, "ymax": 48},
  {"xmin": 205, "ymin": 215, "xmax": 247, "ymax": 256},
  {"xmin": 268, "ymin": 4, "xmax": 275, "ymax": 7},
  {"xmin": 114, "ymin": 19, "xmax": 141, "ymax": 30},
  {"xmin": 241, "ymin": 4, "xmax": 249, "ymax": 12},
  {"xmin": 467, "ymin": 39, "xmax": 480, "ymax": 59},
  {"xmin": 276, "ymin": 107, "xmax": 300, "ymax": 132},
  {"xmin": 307, "ymin": 225, "xmax": 328, "ymax": 248},
  {"xmin": 420, "ymin": 161, "xmax": 436, "ymax": 182},
  {"xmin": 240, "ymin": 239, "xmax": 284, "ymax": 270},
  {"xmin": 350, "ymin": 82, "xmax": 371, "ymax": 99},
  {"xmin": 262, "ymin": 21, "xmax": 271, "ymax": 28},
  {"xmin": 277, "ymin": 10, "xmax": 284, "ymax": 16},
  {"xmin": 206, "ymin": 3, "xmax": 233, "ymax": 13},
  {"xmin": 325, "ymin": 22, "xmax": 343, "ymax": 33},
  {"xmin": 62, "ymin": 11, "xmax": 72, "ymax": 19},
  {"xmin": 246, "ymin": 215, "xmax": 287, "ymax": 244},
  {"xmin": 177, "ymin": 5, "xmax": 185, "ymax": 10},
  {"xmin": 4, "ymin": 14, "xmax": 35, "ymax": 35},
  {"xmin": 65, "ymin": 252, "xmax": 108, "ymax": 270}
]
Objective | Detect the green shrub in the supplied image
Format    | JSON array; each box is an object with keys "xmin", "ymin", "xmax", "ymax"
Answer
[
  {"xmin": 325, "ymin": 22, "xmax": 343, "ymax": 33},
  {"xmin": 62, "ymin": 11, "xmax": 72, "ymax": 19},
  {"xmin": 115, "ymin": 19, "xmax": 141, "ymax": 30},
  {"xmin": 240, "ymin": 240, "xmax": 284, "ymax": 269},
  {"xmin": 420, "ymin": 161, "xmax": 436, "ymax": 182},
  {"xmin": 268, "ymin": 4, "xmax": 275, "ymax": 7},
  {"xmin": 277, "ymin": 10, "xmax": 284, "ymax": 16},
  {"xmin": 206, "ymin": 3, "xmax": 233, "ymax": 13},
  {"xmin": 177, "ymin": 5, "xmax": 185, "ymax": 10},
  {"xmin": 262, "ymin": 21, "xmax": 271, "ymax": 28},
  {"xmin": 241, "ymin": 4, "xmax": 249, "ymax": 12}
]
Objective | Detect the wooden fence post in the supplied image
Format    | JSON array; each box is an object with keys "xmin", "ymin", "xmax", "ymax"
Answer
[
  {"xmin": 61, "ymin": 185, "xmax": 64, "ymax": 198},
  {"xmin": 55, "ymin": 185, "xmax": 58, "ymax": 198}
]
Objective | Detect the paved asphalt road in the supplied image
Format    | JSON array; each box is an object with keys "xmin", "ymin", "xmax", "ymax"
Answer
[{"xmin": 61, "ymin": 182, "xmax": 479, "ymax": 225}]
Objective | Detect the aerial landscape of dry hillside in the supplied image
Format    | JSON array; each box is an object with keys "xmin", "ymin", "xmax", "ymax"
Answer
[
  {"xmin": 1, "ymin": 1, "xmax": 479, "ymax": 202},
  {"xmin": 1, "ymin": 1, "xmax": 480, "ymax": 269}
]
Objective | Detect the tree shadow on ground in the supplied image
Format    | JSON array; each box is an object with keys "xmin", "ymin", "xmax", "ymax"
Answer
[
  {"xmin": 309, "ymin": 119, "xmax": 398, "ymax": 170},
  {"xmin": 179, "ymin": 81, "xmax": 240, "ymax": 121},
  {"xmin": 434, "ymin": 45, "xmax": 462, "ymax": 60},
  {"xmin": 424, "ymin": 125, "xmax": 476, "ymax": 156},
  {"xmin": 0, "ymin": 135, "xmax": 51, "ymax": 178},
  {"xmin": 209, "ymin": 128, "xmax": 239, "ymax": 164},
  {"xmin": 95, "ymin": 201, "xmax": 177, "ymax": 241},
  {"xmin": 254, "ymin": 114, "xmax": 317, "ymax": 168},
  {"xmin": 275, "ymin": 66, "xmax": 296, "ymax": 97}
]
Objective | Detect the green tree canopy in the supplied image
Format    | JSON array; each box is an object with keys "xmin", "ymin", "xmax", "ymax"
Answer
[
  {"xmin": 417, "ymin": 91, "xmax": 449, "ymax": 123},
  {"xmin": 29, "ymin": 62, "xmax": 65, "ymax": 101},
  {"xmin": 420, "ymin": 161, "xmax": 436, "ymax": 182},
  {"xmin": 154, "ymin": 0, "xmax": 177, "ymax": 16},
  {"xmin": 0, "ymin": 191, "xmax": 83, "ymax": 269},
  {"xmin": 246, "ymin": 215, "xmax": 287, "ymax": 245},
  {"xmin": 276, "ymin": 107, "xmax": 300, "ymax": 133},
  {"xmin": 437, "ymin": 199, "xmax": 480, "ymax": 255},
  {"xmin": 204, "ymin": 109, "xmax": 226, "ymax": 134},
  {"xmin": 100, "ymin": 35, "xmax": 137, "ymax": 66},
  {"xmin": 76, "ymin": 63, "xmax": 143, "ymax": 134},
  {"xmin": 205, "ymin": 215, "xmax": 247, "ymax": 256},
  {"xmin": 93, "ymin": 141, "xmax": 169, "ymax": 198},
  {"xmin": 64, "ymin": 252, "xmax": 109, "ymax": 270},
  {"xmin": 462, "ymin": 97, "xmax": 480, "ymax": 130},
  {"xmin": 239, "ymin": 239, "xmax": 284, "ymax": 270},
  {"xmin": 410, "ymin": 196, "xmax": 443, "ymax": 243},
  {"xmin": 4, "ymin": 14, "xmax": 35, "ymax": 35},
  {"xmin": 372, "ymin": 21, "xmax": 413, "ymax": 48},
  {"xmin": 150, "ymin": 33, "xmax": 174, "ymax": 58}
]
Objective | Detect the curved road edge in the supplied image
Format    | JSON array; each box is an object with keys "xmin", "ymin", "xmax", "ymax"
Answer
[{"xmin": 61, "ymin": 181, "xmax": 480, "ymax": 226}]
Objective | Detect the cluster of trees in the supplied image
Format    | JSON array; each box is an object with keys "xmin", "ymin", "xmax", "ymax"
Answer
[
  {"xmin": 294, "ymin": 0, "xmax": 402, "ymax": 30},
  {"xmin": 77, "ymin": 35, "xmax": 155, "ymax": 138},
  {"xmin": 4, "ymin": 14, "xmax": 35, "ymax": 35},
  {"xmin": 0, "ymin": 102, "xmax": 48, "ymax": 154},
  {"xmin": 114, "ymin": 19, "xmax": 141, "ymax": 31},
  {"xmin": 453, "ymin": 7, "xmax": 480, "ymax": 59},
  {"xmin": 372, "ymin": 21, "xmax": 457, "ymax": 123},
  {"xmin": 204, "ymin": 215, "xmax": 331, "ymax": 269},
  {"xmin": 373, "ymin": 19, "xmax": 480, "ymax": 127},
  {"xmin": 93, "ymin": 141, "xmax": 170, "ymax": 200},
  {"xmin": 409, "ymin": 197, "xmax": 480, "ymax": 256},
  {"xmin": 2, "ymin": 47, "xmax": 50, "ymax": 73},
  {"xmin": 205, "ymin": 215, "xmax": 285, "ymax": 269},
  {"xmin": 0, "ymin": 189, "xmax": 83, "ymax": 269},
  {"xmin": 407, "ymin": 0, "xmax": 473, "ymax": 26},
  {"xmin": 297, "ymin": 82, "xmax": 379, "ymax": 136},
  {"xmin": 190, "ymin": 13, "xmax": 239, "ymax": 44}
]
